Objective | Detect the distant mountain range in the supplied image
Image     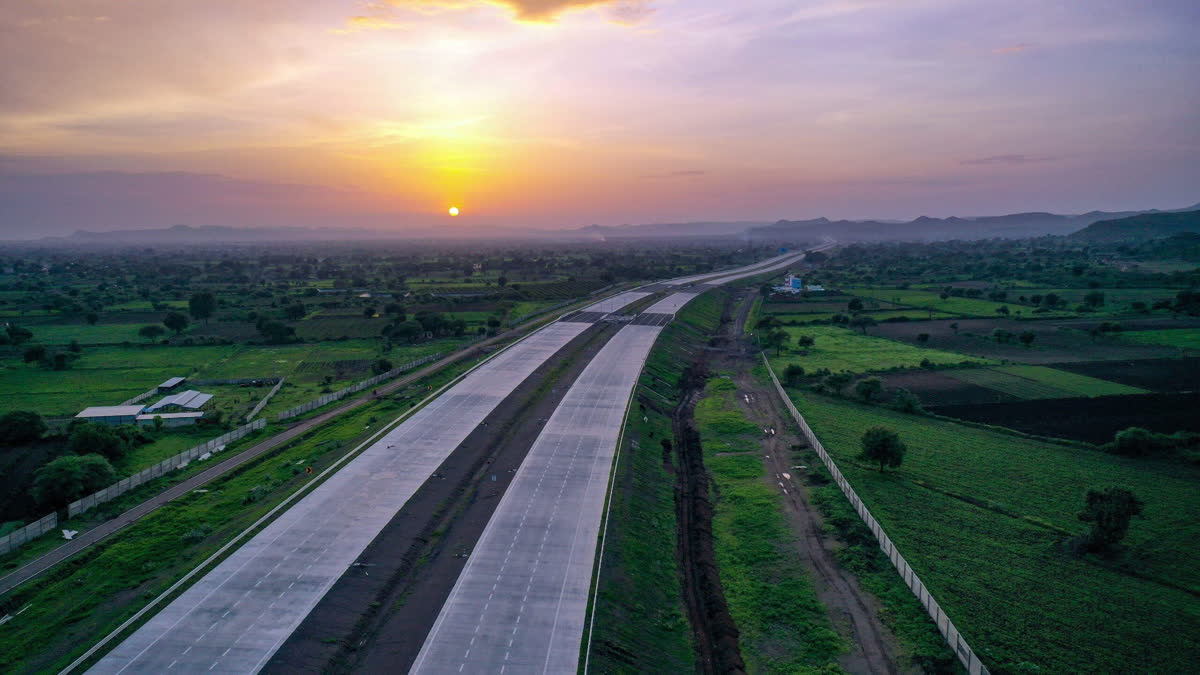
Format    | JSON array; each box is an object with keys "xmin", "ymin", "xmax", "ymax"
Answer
[
  {"xmin": 1070, "ymin": 210, "xmax": 1200, "ymax": 242},
  {"xmin": 570, "ymin": 204, "xmax": 1200, "ymax": 242},
  {"xmin": 16, "ymin": 202, "xmax": 1200, "ymax": 246}
]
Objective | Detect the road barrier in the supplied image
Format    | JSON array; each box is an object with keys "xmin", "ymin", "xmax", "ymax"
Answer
[
  {"xmin": 67, "ymin": 419, "xmax": 267, "ymax": 519},
  {"xmin": 276, "ymin": 351, "xmax": 446, "ymax": 421},
  {"xmin": 245, "ymin": 378, "xmax": 285, "ymax": 421},
  {"xmin": 0, "ymin": 514, "xmax": 57, "ymax": 556},
  {"xmin": 762, "ymin": 354, "xmax": 990, "ymax": 675}
]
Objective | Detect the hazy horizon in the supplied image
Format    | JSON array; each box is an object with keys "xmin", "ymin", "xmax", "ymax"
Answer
[{"xmin": 2, "ymin": 0, "xmax": 1198, "ymax": 236}]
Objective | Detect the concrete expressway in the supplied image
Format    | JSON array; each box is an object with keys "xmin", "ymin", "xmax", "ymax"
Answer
[
  {"xmin": 85, "ymin": 252, "xmax": 810, "ymax": 674},
  {"xmin": 409, "ymin": 252, "xmax": 821, "ymax": 674}
]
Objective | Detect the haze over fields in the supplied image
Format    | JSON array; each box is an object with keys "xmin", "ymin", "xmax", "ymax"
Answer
[{"xmin": 2, "ymin": 0, "xmax": 1199, "ymax": 238}]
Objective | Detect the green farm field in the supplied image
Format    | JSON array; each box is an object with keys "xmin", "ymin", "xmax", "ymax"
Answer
[
  {"xmin": 847, "ymin": 288, "xmax": 1019, "ymax": 316},
  {"xmin": 0, "ymin": 340, "xmax": 451, "ymax": 416},
  {"xmin": 946, "ymin": 365, "xmax": 1147, "ymax": 399},
  {"xmin": 1120, "ymin": 328, "xmax": 1200, "ymax": 350},
  {"xmin": 770, "ymin": 326, "xmax": 989, "ymax": 374},
  {"xmin": 783, "ymin": 390, "xmax": 1200, "ymax": 673}
]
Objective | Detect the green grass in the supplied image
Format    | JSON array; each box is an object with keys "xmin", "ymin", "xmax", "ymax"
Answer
[
  {"xmin": 783, "ymin": 390, "xmax": 1200, "ymax": 673},
  {"xmin": 1121, "ymin": 328, "xmax": 1200, "ymax": 350},
  {"xmin": 769, "ymin": 326, "xmax": 989, "ymax": 374},
  {"xmin": 586, "ymin": 297, "xmax": 714, "ymax": 672},
  {"xmin": 14, "ymin": 323, "xmax": 148, "ymax": 345},
  {"xmin": 696, "ymin": 379, "xmax": 845, "ymax": 673}
]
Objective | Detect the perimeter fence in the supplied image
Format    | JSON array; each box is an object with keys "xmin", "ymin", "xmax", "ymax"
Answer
[
  {"xmin": 67, "ymin": 418, "xmax": 267, "ymax": 519},
  {"xmin": 0, "ymin": 514, "xmax": 57, "ymax": 556},
  {"xmin": 245, "ymin": 378, "xmax": 285, "ymax": 421},
  {"xmin": 761, "ymin": 354, "xmax": 990, "ymax": 675},
  {"xmin": 276, "ymin": 351, "xmax": 444, "ymax": 421}
]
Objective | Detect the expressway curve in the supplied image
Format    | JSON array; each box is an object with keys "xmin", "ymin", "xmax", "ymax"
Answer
[{"xmin": 83, "ymin": 249, "xmax": 818, "ymax": 674}]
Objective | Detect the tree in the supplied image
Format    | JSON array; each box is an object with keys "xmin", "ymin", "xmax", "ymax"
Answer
[
  {"xmin": 916, "ymin": 333, "xmax": 930, "ymax": 345},
  {"xmin": 372, "ymin": 357, "xmax": 393, "ymax": 374},
  {"xmin": 848, "ymin": 315, "xmax": 877, "ymax": 335},
  {"xmin": 855, "ymin": 376, "xmax": 885, "ymax": 402},
  {"xmin": 363, "ymin": 305, "xmax": 377, "ymax": 319},
  {"xmin": 163, "ymin": 311, "xmax": 189, "ymax": 335},
  {"xmin": 765, "ymin": 329, "xmax": 790, "ymax": 355},
  {"xmin": 783, "ymin": 364, "xmax": 805, "ymax": 386},
  {"xmin": 257, "ymin": 320, "xmax": 295, "ymax": 344},
  {"xmin": 0, "ymin": 410, "xmax": 47, "ymax": 444},
  {"xmin": 847, "ymin": 298, "xmax": 864, "ymax": 312},
  {"xmin": 189, "ymin": 292, "xmax": 217, "ymax": 325},
  {"xmin": 795, "ymin": 334, "xmax": 815, "ymax": 349},
  {"xmin": 283, "ymin": 302, "xmax": 307, "ymax": 321},
  {"xmin": 755, "ymin": 315, "xmax": 778, "ymax": 330},
  {"xmin": 85, "ymin": 312, "xmax": 99, "ymax": 326},
  {"xmin": 139, "ymin": 324, "xmax": 166, "ymax": 342},
  {"xmin": 891, "ymin": 388, "xmax": 924, "ymax": 414},
  {"xmin": 68, "ymin": 422, "xmax": 129, "ymax": 461},
  {"xmin": 1078, "ymin": 486, "xmax": 1144, "ymax": 552},
  {"xmin": 758, "ymin": 283, "xmax": 772, "ymax": 298},
  {"xmin": 498, "ymin": 275, "xmax": 508, "ymax": 287},
  {"xmin": 1019, "ymin": 331, "xmax": 1036, "ymax": 347},
  {"xmin": 23, "ymin": 344, "xmax": 47, "ymax": 365},
  {"xmin": 860, "ymin": 426, "xmax": 906, "ymax": 472},
  {"xmin": 30, "ymin": 454, "xmax": 116, "ymax": 509},
  {"xmin": 1084, "ymin": 291, "xmax": 1106, "ymax": 308}
]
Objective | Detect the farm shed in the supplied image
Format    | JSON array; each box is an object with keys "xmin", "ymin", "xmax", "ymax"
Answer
[
  {"xmin": 75, "ymin": 405, "xmax": 145, "ymax": 426},
  {"xmin": 145, "ymin": 389, "xmax": 214, "ymax": 413},
  {"xmin": 157, "ymin": 376, "xmax": 187, "ymax": 391},
  {"xmin": 136, "ymin": 411, "xmax": 204, "ymax": 428}
]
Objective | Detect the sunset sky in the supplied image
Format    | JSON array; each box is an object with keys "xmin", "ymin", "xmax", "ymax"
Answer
[{"xmin": 1, "ymin": 0, "xmax": 1198, "ymax": 236}]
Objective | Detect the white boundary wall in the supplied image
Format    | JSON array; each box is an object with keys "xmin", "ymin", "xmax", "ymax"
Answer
[
  {"xmin": 67, "ymin": 419, "xmax": 267, "ymax": 519},
  {"xmin": 762, "ymin": 354, "xmax": 990, "ymax": 675},
  {"xmin": 0, "ymin": 514, "xmax": 57, "ymax": 556},
  {"xmin": 276, "ymin": 351, "xmax": 446, "ymax": 421},
  {"xmin": 245, "ymin": 378, "xmax": 285, "ymax": 421}
]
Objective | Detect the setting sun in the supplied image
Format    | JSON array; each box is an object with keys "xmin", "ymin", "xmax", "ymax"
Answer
[{"xmin": 448, "ymin": 206, "xmax": 460, "ymax": 217}]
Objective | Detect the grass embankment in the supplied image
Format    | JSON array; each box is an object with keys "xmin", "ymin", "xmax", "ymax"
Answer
[
  {"xmin": 694, "ymin": 378, "xmax": 845, "ymax": 673},
  {"xmin": 784, "ymin": 389, "xmax": 1200, "ymax": 673},
  {"xmin": 0, "ymin": 358, "xmax": 478, "ymax": 674},
  {"xmin": 586, "ymin": 290, "xmax": 726, "ymax": 672},
  {"xmin": 771, "ymin": 326, "xmax": 989, "ymax": 374}
]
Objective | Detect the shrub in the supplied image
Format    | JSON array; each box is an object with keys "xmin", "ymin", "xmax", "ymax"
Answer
[
  {"xmin": 0, "ymin": 410, "xmax": 48, "ymax": 445},
  {"xmin": 30, "ymin": 454, "xmax": 116, "ymax": 508},
  {"xmin": 67, "ymin": 423, "xmax": 129, "ymax": 461}
]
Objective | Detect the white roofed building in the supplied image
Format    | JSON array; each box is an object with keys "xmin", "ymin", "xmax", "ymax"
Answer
[
  {"xmin": 145, "ymin": 390, "xmax": 214, "ymax": 413},
  {"xmin": 75, "ymin": 405, "xmax": 145, "ymax": 426}
]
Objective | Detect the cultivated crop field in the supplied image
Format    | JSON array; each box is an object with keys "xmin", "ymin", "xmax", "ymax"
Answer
[
  {"xmin": 946, "ymin": 365, "xmax": 1146, "ymax": 399},
  {"xmin": 1120, "ymin": 327, "xmax": 1200, "ymax": 350},
  {"xmin": 770, "ymin": 326, "xmax": 988, "ymax": 374},
  {"xmin": 846, "ymin": 288, "xmax": 1025, "ymax": 317},
  {"xmin": 784, "ymin": 390, "xmax": 1200, "ymax": 673}
]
